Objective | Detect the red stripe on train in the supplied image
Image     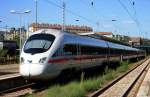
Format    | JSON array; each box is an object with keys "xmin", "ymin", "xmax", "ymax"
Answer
[
  {"xmin": 48, "ymin": 58, "xmax": 67, "ymax": 63},
  {"xmin": 48, "ymin": 55, "xmax": 107, "ymax": 63},
  {"xmin": 48, "ymin": 54, "xmax": 139, "ymax": 63}
]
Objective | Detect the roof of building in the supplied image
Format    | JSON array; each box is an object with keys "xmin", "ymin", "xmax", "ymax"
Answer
[
  {"xmin": 29, "ymin": 23, "xmax": 93, "ymax": 32},
  {"xmin": 130, "ymin": 37, "xmax": 141, "ymax": 43},
  {"xmin": 96, "ymin": 32, "xmax": 112, "ymax": 35}
]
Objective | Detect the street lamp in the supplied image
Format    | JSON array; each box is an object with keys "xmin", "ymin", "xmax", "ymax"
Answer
[{"xmin": 10, "ymin": 9, "xmax": 31, "ymax": 64}]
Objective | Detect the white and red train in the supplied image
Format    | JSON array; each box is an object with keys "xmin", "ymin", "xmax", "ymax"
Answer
[{"xmin": 20, "ymin": 29, "xmax": 145, "ymax": 80}]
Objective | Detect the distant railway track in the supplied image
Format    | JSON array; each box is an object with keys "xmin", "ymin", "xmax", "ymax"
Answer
[{"xmin": 88, "ymin": 57, "xmax": 150, "ymax": 97}]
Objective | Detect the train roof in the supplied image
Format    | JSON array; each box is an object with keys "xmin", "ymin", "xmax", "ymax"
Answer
[
  {"xmin": 65, "ymin": 33, "xmax": 108, "ymax": 48},
  {"xmin": 29, "ymin": 29, "xmax": 140, "ymax": 51},
  {"xmin": 29, "ymin": 29, "xmax": 108, "ymax": 48},
  {"xmin": 29, "ymin": 29, "xmax": 64, "ymax": 37}
]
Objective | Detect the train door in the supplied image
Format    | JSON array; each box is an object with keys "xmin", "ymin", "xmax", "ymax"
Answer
[{"xmin": 105, "ymin": 41, "xmax": 110, "ymax": 63}]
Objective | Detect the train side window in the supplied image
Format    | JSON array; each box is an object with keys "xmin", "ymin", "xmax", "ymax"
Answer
[
  {"xmin": 109, "ymin": 48, "xmax": 114, "ymax": 54},
  {"xmin": 63, "ymin": 44, "xmax": 77, "ymax": 56},
  {"xmin": 80, "ymin": 45, "xmax": 90, "ymax": 55},
  {"xmin": 52, "ymin": 48, "xmax": 64, "ymax": 57},
  {"xmin": 98, "ymin": 47, "xmax": 107, "ymax": 55},
  {"xmin": 113, "ymin": 48, "xmax": 122, "ymax": 55},
  {"xmin": 80, "ymin": 45, "xmax": 107, "ymax": 55}
]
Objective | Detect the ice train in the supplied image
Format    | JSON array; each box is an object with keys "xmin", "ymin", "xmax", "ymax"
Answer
[{"xmin": 20, "ymin": 29, "xmax": 145, "ymax": 80}]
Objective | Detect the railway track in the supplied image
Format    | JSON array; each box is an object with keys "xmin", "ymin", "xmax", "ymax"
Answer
[
  {"xmin": 0, "ymin": 74, "xmax": 29, "ymax": 96},
  {"xmin": 0, "ymin": 80, "xmax": 56, "ymax": 97},
  {"xmin": 0, "ymin": 83, "xmax": 35, "ymax": 97},
  {"xmin": 88, "ymin": 58, "xmax": 150, "ymax": 97},
  {"xmin": 0, "ymin": 58, "xmax": 149, "ymax": 97},
  {"xmin": 0, "ymin": 83, "xmax": 49, "ymax": 97}
]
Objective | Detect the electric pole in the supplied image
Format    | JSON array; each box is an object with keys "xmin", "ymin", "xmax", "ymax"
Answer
[{"xmin": 62, "ymin": 0, "xmax": 66, "ymax": 31}]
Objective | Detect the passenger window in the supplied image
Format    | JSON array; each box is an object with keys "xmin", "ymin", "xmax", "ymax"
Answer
[
  {"xmin": 63, "ymin": 44, "xmax": 77, "ymax": 56},
  {"xmin": 52, "ymin": 48, "xmax": 64, "ymax": 57},
  {"xmin": 80, "ymin": 45, "xmax": 90, "ymax": 55},
  {"xmin": 80, "ymin": 45, "xmax": 107, "ymax": 55}
]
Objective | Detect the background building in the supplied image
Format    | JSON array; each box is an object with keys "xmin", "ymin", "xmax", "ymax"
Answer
[
  {"xmin": 0, "ymin": 31, "xmax": 5, "ymax": 40},
  {"xmin": 95, "ymin": 32, "xmax": 113, "ymax": 37},
  {"xmin": 29, "ymin": 23, "xmax": 93, "ymax": 33}
]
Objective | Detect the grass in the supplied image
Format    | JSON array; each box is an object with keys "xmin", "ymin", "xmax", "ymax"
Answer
[
  {"xmin": 45, "ymin": 83, "xmax": 85, "ymax": 97},
  {"xmin": 20, "ymin": 93, "xmax": 34, "ymax": 97},
  {"xmin": 117, "ymin": 61, "xmax": 129, "ymax": 73},
  {"xmin": 29, "ymin": 61, "xmax": 131, "ymax": 97}
]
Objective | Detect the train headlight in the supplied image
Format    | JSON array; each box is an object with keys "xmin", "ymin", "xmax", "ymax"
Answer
[
  {"xmin": 39, "ymin": 57, "xmax": 47, "ymax": 64},
  {"xmin": 21, "ymin": 57, "xmax": 24, "ymax": 63}
]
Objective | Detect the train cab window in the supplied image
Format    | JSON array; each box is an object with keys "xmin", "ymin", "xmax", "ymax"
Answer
[
  {"xmin": 63, "ymin": 44, "xmax": 77, "ymax": 56},
  {"xmin": 24, "ymin": 34, "xmax": 55, "ymax": 54}
]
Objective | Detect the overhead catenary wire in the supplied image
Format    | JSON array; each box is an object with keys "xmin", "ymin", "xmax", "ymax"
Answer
[
  {"xmin": 80, "ymin": 0, "xmax": 98, "ymax": 14},
  {"xmin": 118, "ymin": 0, "xmax": 136, "ymax": 23},
  {"xmin": 80, "ymin": 0, "xmax": 125, "ymax": 33},
  {"xmin": 80, "ymin": 0, "xmax": 122, "ymax": 22},
  {"xmin": 127, "ymin": 0, "xmax": 143, "ymax": 37},
  {"xmin": 79, "ymin": 0, "xmax": 108, "ymax": 31},
  {"xmin": 44, "ymin": 0, "xmax": 97, "ymax": 25},
  {"xmin": 127, "ymin": 0, "xmax": 141, "ymax": 28},
  {"xmin": 79, "ymin": 0, "xmax": 101, "ymax": 31},
  {"xmin": 43, "ymin": 0, "xmax": 143, "ymax": 37},
  {"xmin": 128, "ymin": 0, "xmax": 136, "ymax": 15},
  {"xmin": 117, "ymin": 0, "xmax": 143, "ymax": 36}
]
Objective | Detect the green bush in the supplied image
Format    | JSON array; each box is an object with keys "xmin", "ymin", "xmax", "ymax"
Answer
[
  {"xmin": 0, "ymin": 49, "xmax": 8, "ymax": 57},
  {"xmin": 82, "ymin": 78, "xmax": 102, "ymax": 91}
]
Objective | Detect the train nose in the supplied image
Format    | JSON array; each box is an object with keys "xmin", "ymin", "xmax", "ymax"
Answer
[
  {"xmin": 20, "ymin": 63, "xmax": 30, "ymax": 77},
  {"xmin": 20, "ymin": 63, "xmax": 45, "ymax": 78}
]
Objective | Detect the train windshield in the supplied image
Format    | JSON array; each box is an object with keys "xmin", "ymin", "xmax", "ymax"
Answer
[{"xmin": 24, "ymin": 34, "xmax": 55, "ymax": 54}]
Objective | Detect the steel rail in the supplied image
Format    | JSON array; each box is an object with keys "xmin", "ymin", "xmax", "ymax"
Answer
[{"xmin": 89, "ymin": 57, "xmax": 149, "ymax": 97}]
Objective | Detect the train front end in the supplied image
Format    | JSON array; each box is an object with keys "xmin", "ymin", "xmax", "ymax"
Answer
[{"xmin": 20, "ymin": 30, "xmax": 58, "ymax": 80}]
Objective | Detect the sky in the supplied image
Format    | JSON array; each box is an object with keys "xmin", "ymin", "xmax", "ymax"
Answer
[{"xmin": 0, "ymin": 0, "xmax": 150, "ymax": 39}]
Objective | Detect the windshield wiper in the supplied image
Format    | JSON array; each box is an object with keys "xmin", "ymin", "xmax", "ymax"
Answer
[{"xmin": 42, "ymin": 42, "xmax": 47, "ymax": 49}]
